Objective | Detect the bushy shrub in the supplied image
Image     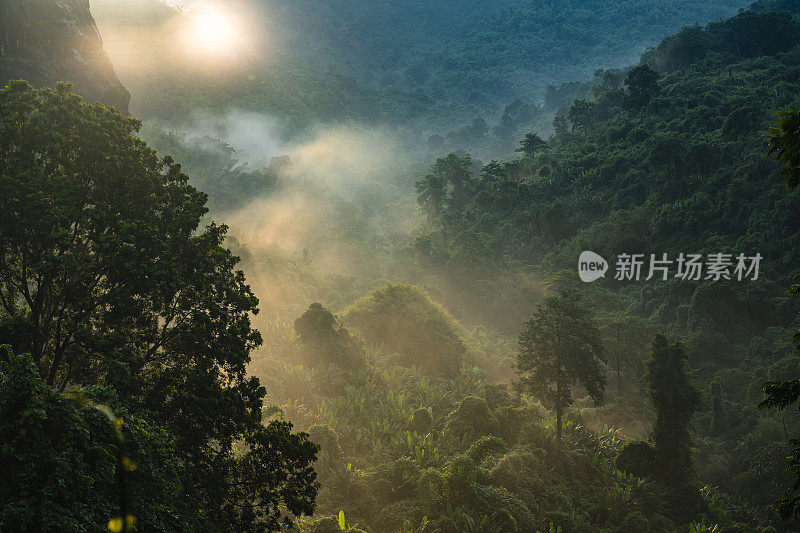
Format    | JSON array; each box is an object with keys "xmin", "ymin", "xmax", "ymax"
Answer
[
  {"xmin": 342, "ymin": 284, "xmax": 465, "ymax": 376},
  {"xmin": 295, "ymin": 303, "xmax": 367, "ymax": 372}
]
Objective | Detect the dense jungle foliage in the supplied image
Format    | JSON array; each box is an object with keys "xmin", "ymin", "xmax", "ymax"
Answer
[
  {"xmin": 5, "ymin": 0, "xmax": 800, "ymax": 532},
  {"xmin": 0, "ymin": 82, "xmax": 319, "ymax": 532},
  {"xmin": 405, "ymin": 4, "xmax": 800, "ymax": 530},
  {"xmin": 90, "ymin": 0, "xmax": 750, "ymax": 134},
  {"xmin": 274, "ymin": 0, "xmax": 751, "ymax": 101}
]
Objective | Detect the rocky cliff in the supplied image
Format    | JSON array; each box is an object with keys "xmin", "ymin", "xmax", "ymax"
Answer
[{"xmin": 0, "ymin": 0, "xmax": 130, "ymax": 112}]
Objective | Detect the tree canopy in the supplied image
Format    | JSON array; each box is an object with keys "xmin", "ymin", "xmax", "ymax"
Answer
[
  {"xmin": 342, "ymin": 283, "xmax": 465, "ymax": 376},
  {"xmin": 0, "ymin": 81, "xmax": 318, "ymax": 531},
  {"xmin": 516, "ymin": 291, "xmax": 605, "ymax": 441}
]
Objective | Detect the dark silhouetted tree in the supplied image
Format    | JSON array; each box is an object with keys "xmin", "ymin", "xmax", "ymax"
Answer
[
  {"xmin": 758, "ymin": 106, "xmax": 800, "ymax": 521},
  {"xmin": 617, "ymin": 335, "xmax": 703, "ymax": 523},
  {"xmin": 568, "ymin": 99, "xmax": 595, "ymax": 133},
  {"xmin": 0, "ymin": 81, "xmax": 318, "ymax": 531},
  {"xmin": 516, "ymin": 291, "xmax": 605, "ymax": 441},
  {"xmin": 515, "ymin": 132, "xmax": 548, "ymax": 158},
  {"xmin": 768, "ymin": 106, "xmax": 800, "ymax": 191},
  {"xmin": 624, "ymin": 64, "xmax": 660, "ymax": 109},
  {"xmin": 415, "ymin": 152, "xmax": 474, "ymax": 222},
  {"xmin": 646, "ymin": 335, "xmax": 700, "ymax": 480},
  {"xmin": 294, "ymin": 303, "xmax": 366, "ymax": 372}
]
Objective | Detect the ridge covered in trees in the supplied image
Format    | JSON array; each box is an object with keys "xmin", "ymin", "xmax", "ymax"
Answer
[{"xmin": 4, "ymin": 0, "xmax": 800, "ymax": 532}]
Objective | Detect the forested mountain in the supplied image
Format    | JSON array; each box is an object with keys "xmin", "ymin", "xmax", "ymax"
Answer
[
  {"xmin": 4, "ymin": 0, "xmax": 800, "ymax": 532},
  {"xmin": 91, "ymin": 0, "xmax": 750, "ymax": 132},
  {"xmin": 275, "ymin": 0, "xmax": 752, "ymax": 101},
  {"xmin": 410, "ymin": 5, "xmax": 800, "ymax": 528}
]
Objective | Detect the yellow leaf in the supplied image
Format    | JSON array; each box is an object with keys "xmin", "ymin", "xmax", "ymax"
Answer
[
  {"xmin": 108, "ymin": 515, "xmax": 136, "ymax": 532},
  {"xmin": 108, "ymin": 517, "xmax": 123, "ymax": 533},
  {"xmin": 121, "ymin": 456, "xmax": 137, "ymax": 471}
]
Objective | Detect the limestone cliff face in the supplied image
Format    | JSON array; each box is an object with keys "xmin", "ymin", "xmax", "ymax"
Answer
[{"xmin": 0, "ymin": 0, "xmax": 130, "ymax": 112}]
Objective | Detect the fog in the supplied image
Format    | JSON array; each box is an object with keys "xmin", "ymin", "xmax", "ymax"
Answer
[{"xmin": 11, "ymin": 0, "xmax": 792, "ymax": 530}]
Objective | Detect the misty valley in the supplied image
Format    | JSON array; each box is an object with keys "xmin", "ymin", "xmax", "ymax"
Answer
[{"xmin": 3, "ymin": 0, "xmax": 800, "ymax": 532}]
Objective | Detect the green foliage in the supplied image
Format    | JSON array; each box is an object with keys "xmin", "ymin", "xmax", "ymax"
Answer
[
  {"xmin": 0, "ymin": 82, "xmax": 319, "ymax": 531},
  {"xmin": 294, "ymin": 303, "xmax": 367, "ymax": 373},
  {"xmin": 623, "ymin": 65, "xmax": 660, "ymax": 109},
  {"xmin": 299, "ymin": 515, "xmax": 367, "ymax": 533},
  {"xmin": 415, "ymin": 153, "xmax": 475, "ymax": 225},
  {"xmin": 617, "ymin": 335, "xmax": 704, "ymax": 523},
  {"xmin": 617, "ymin": 441, "xmax": 657, "ymax": 481},
  {"xmin": 8, "ymin": 1, "xmax": 800, "ymax": 530},
  {"xmin": 646, "ymin": 10, "xmax": 800, "ymax": 72},
  {"xmin": 138, "ymin": 125, "xmax": 284, "ymax": 212},
  {"xmin": 410, "ymin": 28, "xmax": 800, "ymax": 522},
  {"xmin": 402, "ymin": 12, "xmax": 800, "ymax": 518},
  {"xmin": 252, "ymin": 317, "xmax": 681, "ymax": 532},
  {"xmin": 413, "ymin": 10, "xmax": 800, "ymax": 302},
  {"xmin": 758, "ymin": 130, "xmax": 800, "ymax": 521},
  {"xmin": 280, "ymin": 0, "xmax": 750, "ymax": 104},
  {"xmin": 646, "ymin": 335, "xmax": 700, "ymax": 481},
  {"xmin": 568, "ymin": 99, "xmax": 596, "ymax": 133},
  {"xmin": 441, "ymin": 397, "xmax": 492, "ymax": 451},
  {"xmin": 342, "ymin": 284, "xmax": 466, "ymax": 376},
  {"xmin": 767, "ymin": 106, "xmax": 800, "ymax": 191},
  {"xmin": 516, "ymin": 291, "xmax": 606, "ymax": 441},
  {"xmin": 410, "ymin": 407, "xmax": 434, "ymax": 435},
  {"xmin": 0, "ymin": 347, "xmax": 204, "ymax": 531},
  {"xmin": 515, "ymin": 132, "xmax": 548, "ymax": 158}
]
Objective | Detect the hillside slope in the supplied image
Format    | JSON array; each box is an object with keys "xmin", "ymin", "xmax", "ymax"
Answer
[
  {"xmin": 410, "ymin": 7, "xmax": 800, "ymax": 526},
  {"xmin": 272, "ymin": 0, "xmax": 752, "ymax": 103},
  {"xmin": 89, "ymin": 0, "xmax": 750, "ymax": 130},
  {"xmin": 0, "ymin": 0, "xmax": 129, "ymax": 112}
]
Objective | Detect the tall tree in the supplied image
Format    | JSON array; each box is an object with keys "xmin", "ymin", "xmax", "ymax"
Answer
[
  {"xmin": 516, "ymin": 291, "xmax": 605, "ymax": 441},
  {"xmin": 0, "ymin": 81, "xmax": 318, "ymax": 531},
  {"xmin": 645, "ymin": 335, "xmax": 700, "ymax": 481},
  {"xmin": 623, "ymin": 64, "xmax": 660, "ymax": 109},
  {"xmin": 515, "ymin": 132, "xmax": 548, "ymax": 158},
  {"xmin": 568, "ymin": 99, "xmax": 595, "ymax": 134},
  {"xmin": 767, "ymin": 105, "xmax": 800, "ymax": 191},
  {"xmin": 760, "ymin": 105, "xmax": 800, "ymax": 520},
  {"xmin": 415, "ymin": 170, "xmax": 447, "ymax": 223},
  {"xmin": 617, "ymin": 335, "xmax": 702, "ymax": 523},
  {"xmin": 437, "ymin": 152, "xmax": 474, "ymax": 213},
  {"xmin": 415, "ymin": 153, "xmax": 474, "ymax": 226}
]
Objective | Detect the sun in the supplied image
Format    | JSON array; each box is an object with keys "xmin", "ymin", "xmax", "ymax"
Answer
[{"xmin": 182, "ymin": 3, "xmax": 241, "ymax": 56}]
